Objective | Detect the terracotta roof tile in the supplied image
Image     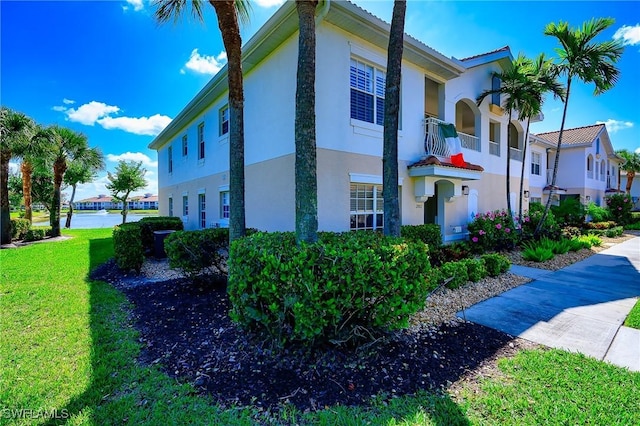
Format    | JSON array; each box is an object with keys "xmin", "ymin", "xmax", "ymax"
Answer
[
  {"xmin": 536, "ymin": 124, "xmax": 605, "ymax": 145},
  {"xmin": 409, "ymin": 155, "xmax": 484, "ymax": 171}
]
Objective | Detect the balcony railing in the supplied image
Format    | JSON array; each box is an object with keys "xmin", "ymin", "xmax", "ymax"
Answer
[
  {"xmin": 489, "ymin": 141, "xmax": 500, "ymax": 156},
  {"xmin": 587, "ymin": 170, "xmax": 594, "ymax": 179},
  {"xmin": 546, "ymin": 169, "xmax": 553, "ymax": 185},
  {"xmin": 509, "ymin": 147, "xmax": 523, "ymax": 162},
  {"xmin": 424, "ymin": 117, "xmax": 480, "ymax": 158}
]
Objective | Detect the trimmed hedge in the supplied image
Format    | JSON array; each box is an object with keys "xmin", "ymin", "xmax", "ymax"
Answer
[
  {"xmin": 165, "ymin": 228, "xmax": 229, "ymax": 278},
  {"xmin": 400, "ymin": 224, "xmax": 442, "ymax": 248},
  {"xmin": 581, "ymin": 226, "xmax": 623, "ymax": 238},
  {"xmin": 138, "ymin": 216, "xmax": 184, "ymax": 254},
  {"xmin": 480, "ymin": 253, "xmax": 511, "ymax": 277},
  {"xmin": 113, "ymin": 223, "xmax": 144, "ymax": 273},
  {"xmin": 10, "ymin": 218, "xmax": 31, "ymax": 240},
  {"xmin": 23, "ymin": 227, "xmax": 49, "ymax": 242},
  {"xmin": 228, "ymin": 231, "xmax": 434, "ymax": 346},
  {"xmin": 440, "ymin": 261, "xmax": 468, "ymax": 289}
]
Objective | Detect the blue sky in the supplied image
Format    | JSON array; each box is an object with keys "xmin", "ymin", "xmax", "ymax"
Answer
[{"xmin": 2, "ymin": 0, "xmax": 639, "ymax": 201}]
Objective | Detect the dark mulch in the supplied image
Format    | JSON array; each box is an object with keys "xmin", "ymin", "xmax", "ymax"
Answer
[{"xmin": 92, "ymin": 261, "xmax": 531, "ymax": 413}]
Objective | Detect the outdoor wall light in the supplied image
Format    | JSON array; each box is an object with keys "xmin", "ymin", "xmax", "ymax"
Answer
[
  {"xmin": 462, "ymin": 185, "xmax": 470, "ymax": 196},
  {"xmin": 524, "ymin": 190, "xmax": 530, "ymax": 199},
  {"xmin": 586, "ymin": 195, "xmax": 591, "ymax": 201}
]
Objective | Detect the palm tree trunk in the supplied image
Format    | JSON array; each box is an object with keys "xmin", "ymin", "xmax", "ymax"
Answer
[
  {"xmin": 506, "ymin": 111, "xmax": 513, "ymax": 217},
  {"xmin": 626, "ymin": 171, "xmax": 635, "ymax": 194},
  {"xmin": 21, "ymin": 160, "xmax": 34, "ymax": 223},
  {"xmin": 518, "ymin": 118, "xmax": 531, "ymax": 224},
  {"xmin": 294, "ymin": 0, "xmax": 319, "ymax": 244},
  {"xmin": 536, "ymin": 77, "xmax": 572, "ymax": 236},
  {"xmin": 65, "ymin": 184, "xmax": 77, "ymax": 228},
  {"xmin": 0, "ymin": 149, "xmax": 12, "ymax": 244},
  {"xmin": 51, "ymin": 159, "xmax": 66, "ymax": 237},
  {"xmin": 382, "ymin": 0, "xmax": 406, "ymax": 237},
  {"xmin": 211, "ymin": 0, "xmax": 245, "ymax": 243}
]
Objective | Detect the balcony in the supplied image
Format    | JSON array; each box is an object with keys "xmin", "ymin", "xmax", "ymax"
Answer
[
  {"xmin": 489, "ymin": 141, "xmax": 499, "ymax": 156},
  {"xmin": 424, "ymin": 117, "xmax": 480, "ymax": 158},
  {"xmin": 509, "ymin": 147, "xmax": 523, "ymax": 162}
]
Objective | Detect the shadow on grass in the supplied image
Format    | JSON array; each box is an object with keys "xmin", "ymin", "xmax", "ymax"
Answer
[{"xmin": 44, "ymin": 234, "xmax": 503, "ymax": 425}]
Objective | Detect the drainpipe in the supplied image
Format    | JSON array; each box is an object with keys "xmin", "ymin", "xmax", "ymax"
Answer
[{"xmin": 315, "ymin": 0, "xmax": 330, "ymax": 25}]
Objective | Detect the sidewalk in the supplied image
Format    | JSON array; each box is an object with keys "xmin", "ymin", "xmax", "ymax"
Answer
[{"xmin": 460, "ymin": 237, "xmax": 640, "ymax": 372}]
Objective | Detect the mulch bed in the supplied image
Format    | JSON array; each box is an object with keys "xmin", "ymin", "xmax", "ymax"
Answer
[{"xmin": 92, "ymin": 261, "xmax": 533, "ymax": 413}]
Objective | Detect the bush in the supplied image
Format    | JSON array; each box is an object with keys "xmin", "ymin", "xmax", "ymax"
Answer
[
  {"xmin": 462, "ymin": 258, "xmax": 488, "ymax": 282},
  {"xmin": 165, "ymin": 228, "xmax": 229, "ymax": 278},
  {"xmin": 228, "ymin": 231, "xmax": 433, "ymax": 347},
  {"xmin": 624, "ymin": 222, "xmax": 640, "ymax": 230},
  {"xmin": 10, "ymin": 218, "xmax": 31, "ymax": 240},
  {"xmin": 481, "ymin": 253, "xmax": 511, "ymax": 277},
  {"xmin": 569, "ymin": 237, "xmax": 590, "ymax": 251},
  {"xmin": 440, "ymin": 261, "xmax": 469, "ymax": 289},
  {"xmin": 605, "ymin": 194, "xmax": 633, "ymax": 225},
  {"xmin": 579, "ymin": 234, "xmax": 602, "ymax": 247},
  {"xmin": 138, "ymin": 216, "xmax": 184, "ymax": 254},
  {"xmin": 468, "ymin": 210, "xmax": 519, "ymax": 252},
  {"xmin": 400, "ymin": 224, "xmax": 442, "ymax": 248},
  {"xmin": 551, "ymin": 197, "xmax": 585, "ymax": 227},
  {"xmin": 430, "ymin": 241, "xmax": 472, "ymax": 268},
  {"xmin": 23, "ymin": 227, "xmax": 49, "ymax": 242},
  {"xmin": 113, "ymin": 223, "xmax": 144, "ymax": 273},
  {"xmin": 584, "ymin": 221, "xmax": 617, "ymax": 230},
  {"xmin": 605, "ymin": 226, "xmax": 624, "ymax": 238},
  {"xmin": 520, "ymin": 202, "xmax": 560, "ymax": 241},
  {"xmin": 521, "ymin": 243, "xmax": 555, "ymax": 262},
  {"xmin": 585, "ymin": 202, "xmax": 611, "ymax": 223},
  {"xmin": 560, "ymin": 226, "xmax": 581, "ymax": 239}
]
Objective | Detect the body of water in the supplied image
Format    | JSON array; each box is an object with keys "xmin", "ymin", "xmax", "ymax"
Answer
[{"xmin": 33, "ymin": 212, "xmax": 155, "ymax": 229}]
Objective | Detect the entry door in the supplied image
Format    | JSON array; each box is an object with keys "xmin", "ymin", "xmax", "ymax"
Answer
[{"xmin": 424, "ymin": 185, "xmax": 438, "ymax": 224}]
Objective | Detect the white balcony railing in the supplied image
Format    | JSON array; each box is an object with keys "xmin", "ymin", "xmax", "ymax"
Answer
[
  {"xmin": 489, "ymin": 141, "xmax": 500, "ymax": 156},
  {"xmin": 509, "ymin": 147, "xmax": 523, "ymax": 162},
  {"xmin": 546, "ymin": 169, "xmax": 553, "ymax": 185},
  {"xmin": 424, "ymin": 117, "xmax": 480, "ymax": 158}
]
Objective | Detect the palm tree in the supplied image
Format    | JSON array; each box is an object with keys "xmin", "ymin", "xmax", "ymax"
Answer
[
  {"xmin": 535, "ymin": 18, "xmax": 624, "ymax": 236},
  {"xmin": 34, "ymin": 126, "xmax": 92, "ymax": 237},
  {"xmin": 154, "ymin": 0, "xmax": 250, "ymax": 242},
  {"xmin": 617, "ymin": 149, "xmax": 640, "ymax": 194},
  {"xmin": 15, "ymin": 122, "xmax": 46, "ymax": 225},
  {"xmin": 64, "ymin": 147, "xmax": 105, "ymax": 228},
  {"xmin": 294, "ymin": 0, "xmax": 319, "ymax": 244},
  {"xmin": 382, "ymin": 0, "xmax": 406, "ymax": 237},
  {"xmin": 477, "ymin": 54, "xmax": 535, "ymax": 217},
  {"xmin": 0, "ymin": 107, "xmax": 33, "ymax": 244},
  {"xmin": 516, "ymin": 54, "xmax": 565, "ymax": 223}
]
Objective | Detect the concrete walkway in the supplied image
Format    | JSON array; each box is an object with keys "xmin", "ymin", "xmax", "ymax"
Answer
[{"xmin": 460, "ymin": 237, "xmax": 640, "ymax": 372}]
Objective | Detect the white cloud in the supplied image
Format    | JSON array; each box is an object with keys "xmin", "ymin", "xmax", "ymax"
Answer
[
  {"xmin": 62, "ymin": 98, "xmax": 75, "ymax": 105},
  {"xmin": 183, "ymin": 49, "xmax": 227, "ymax": 75},
  {"xmin": 97, "ymin": 114, "xmax": 171, "ymax": 136},
  {"xmin": 254, "ymin": 0, "xmax": 286, "ymax": 7},
  {"xmin": 106, "ymin": 152, "xmax": 158, "ymax": 169},
  {"xmin": 9, "ymin": 162, "xmax": 19, "ymax": 174},
  {"xmin": 596, "ymin": 119, "xmax": 634, "ymax": 134},
  {"xmin": 123, "ymin": 0, "xmax": 145, "ymax": 12},
  {"xmin": 635, "ymin": 147, "xmax": 640, "ymax": 154},
  {"xmin": 52, "ymin": 106, "xmax": 67, "ymax": 112},
  {"xmin": 613, "ymin": 24, "xmax": 640, "ymax": 46},
  {"xmin": 62, "ymin": 101, "xmax": 121, "ymax": 125}
]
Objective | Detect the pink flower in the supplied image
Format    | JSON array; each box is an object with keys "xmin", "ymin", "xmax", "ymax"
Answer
[
  {"xmin": 524, "ymin": 217, "xmax": 530, "ymax": 222},
  {"xmin": 624, "ymin": 198, "xmax": 628, "ymax": 203},
  {"xmin": 479, "ymin": 230, "xmax": 486, "ymax": 235},
  {"xmin": 496, "ymin": 223, "xmax": 502, "ymax": 230},
  {"xmin": 472, "ymin": 237, "xmax": 479, "ymax": 243},
  {"xmin": 618, "ymin": 207, "xmax": 622, "ymax": 210},
  {"xmin": 505, "ymin": 228, "xmax": 511, "ymax": 233}
]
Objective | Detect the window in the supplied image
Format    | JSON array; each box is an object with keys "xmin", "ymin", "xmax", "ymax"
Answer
[
  {"xmin": 530, "ymin": 197, "xmax": 542, "ymax": 204},
  {"xmin": 531, "ymin": 152, "xmax": 541, "ymax": 176},
  {"xmin": 489, "ymin": 121, "xmax": 500, "ymax": 156},
  {"xmin": 199, "ymin": 193, "xmax": 206, "ymax": 229},
  {"xmin": 168, "ymin": 197, "xmax": 173, "ymax": 216},
  {"xmin": 198, "ymin": 122, "xmax": 205, "ymax": 160},
  {"xmin": 220, "ymin": 191, "xmax": 230, "ymax": 219},
  {"xmin": 182, "ymin": 135, "xmax": 188, "ymax": 156},
  {"xmin": 491, "ymin": 75, "xmax": 501, "ymax": 106},
  {"xmin": 219, "ymin": 105, "xmax": 229, "ymax": 136},
  {"xmin": 182, "ymin": 195, "xmax": 189, "ymax": 216},
  {"xmin": 600, "ymin": 161, "xmax": 606, "ymax": 181},
  {"xmin": 350, "ymin": 183, "xmax": 383, "ymax": 231},
  {"xmin": 168, "ymin": 146, "xmax": 173, "ymax": 173},
  {"xmin": 350, "ymin": 58, "xmax": 385, "ymax": 125},
  {"xmin": 587, "ymin": 154, "xmax": 593, "ymax": 179}
]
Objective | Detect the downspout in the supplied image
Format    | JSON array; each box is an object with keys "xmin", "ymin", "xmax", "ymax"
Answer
[{"xmin": 315, "ymin": 0, "xmax": 330, "ymax": 25}]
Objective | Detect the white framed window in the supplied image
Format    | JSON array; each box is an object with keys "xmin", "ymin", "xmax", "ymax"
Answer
[
  {"xmin": 182, "ymin": 195, "xmax": 189, "ymax": 216},
  {"xmin": 168, "ymin": 145, "xmax": 173, "ymax": 173},
  {"xmin": 531, "ymin": 152, "xmax": 541, "ymax": 176},
  {"xmin": 530, "ymin": 197, "xmax": 542, "ymax": 204},
  {"xmin": 600, "ymin": 161, "xmax": 605, "ymax": 181},
  {"xmin": 350, "ymin": 183, "xmax": 383, "ymax": 231},
  {"xmin": 182, "ymin": 135, "xmax": 188, "ymax": 156},
  {"xmin": 219, "ymin": 105, "xmax": 229, "ymax": 136},
  {"xmin": 350, "ymin": 58, "xmax": 385, "ymax": 125},
  {"xmin": 587, "ymin": 154, "xmax": 593, "ymax": 179},
  {"xmin": 168, "ymin": 197, "xmax": 173, "ymax": 216},
  {"xmin": 489, "ymin": 121, "xmax": 500, "ymax": 156},
  {"xmin": 198, "ymin": 122, "xmax": 205, "ymax": 160},
  {"xmin": 220, "ymin": 191, "xmax": 230, "ymax": 219},
  {"xmin": 199, "ymin": 193, "xmax": 206, "ymax": 229}
]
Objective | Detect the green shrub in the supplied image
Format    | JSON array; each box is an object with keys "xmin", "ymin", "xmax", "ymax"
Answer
[
  {"xmin": 113, "ymin": 223, "xmax": 144, "ymax": 273},
  {"xmin": 551, "ymin": 197, "xmax": 585, "ymax": 227},
  {"xmin": 426, "ymin": 268, "xmax": 444, "ymax": 289},
  {"xmin": 560, "ymin": 226, "xmax": 582, "ymax": 240},
  {"xmin": 585, "ymin": 201, "xmax": 610, "ymax": 223},
  {"xmin": 605, "ymin": 226, "xmax": 624, "ymax": 238},
  {"xmin": 551, "ymin": 238, "xmax": 572, "ymax": 255},
  {"xmin": 569, "ymin": 237, "xmax": 590, "ymax": 251},
  {"xmin": 521, "ymin": 242, "xmax": 555, "ymax": 262},
  {"xmin": 228, "ymin": 231, "xmax": 433, "ymax": 347},
  {"xmin": 584, "ymin": 221, "xmax": 617, "ymax": 230},
  {"xmin": 138, "ymin": 216, "xmax": 184, "ymax": 254},
  {"xmin": 624, "ymin": 222, "xmax": 640, "ymax": 230},
  {"xmin": 23, "ymin": 227, "xmax": 49, "ymax": 242},
  {"xmin": 605, "ymin": 194, "xmax": 633, "ymax": 225},
  {"xmin": 468, "ymin": 210, "xmax": 519, "ymax": 252},
  {"xmin": 462, "ymin": 258, "xmax": 488, "ymax": 282},
  {"xmin": 520, "ymin": 202, "xmax": 560, "ymax": 241},
  {"xmin": 579, "ymin": 234, "xmax": 602, "ymax": 247},
  {"xmin": 430, "ymin": 241, "xmax": 472, "ymax": 267},
  {"xmin": 165, "ymin": 228, "xmax": 229, "ymax": 278},
  {"xmin": 481, "ymin": 253, "xmax": 511, "ymax": 277},
  {"xmin": 440, "ymin": 261, "xmax": 469, "ymax": 289},
  {"xmin": 10, "ymin": 218, "xmax": 31, "ymax": 240},
  {"xmin": 400, "ymin": 224, "xmax": 442, "ymax": 248}
]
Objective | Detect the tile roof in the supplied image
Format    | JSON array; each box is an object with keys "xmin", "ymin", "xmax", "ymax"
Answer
[
  {"xmin": 409, "ymin": 155, "xmax": 484, "ymax": 172},
  {"xmin": 536, "ymin": 124, "xmax": 605, "ymax": 145}
]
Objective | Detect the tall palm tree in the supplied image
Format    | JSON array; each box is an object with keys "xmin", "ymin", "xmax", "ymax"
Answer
[
  {"xmin": 477, "ymin": 54, "xmax": 535, "ymax": 217},
  {"xmin": 0, "ymin": 107, "xmax": 33, "ymax": 244},
  {"xmin": 34, "ymin": 126, "xmax": 91, "ymax": 237},
  {"xmin": 382, "ymin": 0, "xmax": 406, "ymax": 237},
  {"xmin": 617, "ymin": 149, "xmax": 640, "ymax": 194},
  {"xmin": 535, "ymin": 18, "xmax": 624, "ymax": 236},
  {"xmin": 64, "ymin": 146, "xmax": 105, "ymax": 228},
  {"xmin": 154, "ymin": 0, "xmax": 250, "ymax": 242},
  {"xmin": 15, "ymin": 122, "xmax": 46, "ymax": 224},
  {"xmin": 516, "ymin": 54, "xmax": 565, "ymax": 223},
  {"xmin": 294, "ymin": 0, "xmax": 319, "ymax": 244}
]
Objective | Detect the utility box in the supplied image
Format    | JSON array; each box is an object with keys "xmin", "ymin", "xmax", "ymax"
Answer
[{"xmin": 153, "ymin": 230, "xmax": 176, "ymax": 258}]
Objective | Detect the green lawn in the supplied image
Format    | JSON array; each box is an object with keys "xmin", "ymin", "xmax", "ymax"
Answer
[
  {"xmin": 624, "ymin": 299, "xmax": 640, "ymax": 329},
  {"xmin": 1, "ymin": 230, "xmax": 638, "ymax": 425}
]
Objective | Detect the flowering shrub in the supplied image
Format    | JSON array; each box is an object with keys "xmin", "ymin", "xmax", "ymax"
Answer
[
  {"xmin": 605, "ymin": 194, "xmax": 633, "ymax": 225},
  {"xmin": 467, "ymin": 210, "xmax": 519, "ymax": 252},
  {"xmin": 520, "ymin": 202, "xmax": 560, "ymax": 241}
]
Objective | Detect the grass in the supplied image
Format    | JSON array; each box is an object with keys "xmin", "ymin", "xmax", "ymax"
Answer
[
  {"xmin": 1, "ymin": 230, "xmax": 638, "ymax": 425},
  {"xmin": 624, "ymin": 299, "xmax": 640, "ymax": 329}
]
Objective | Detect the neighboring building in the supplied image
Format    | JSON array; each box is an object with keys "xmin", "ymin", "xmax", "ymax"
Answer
[
  {"xmin": 74, "ymin": 194, "xmax": 159, "ymax": 210},
  {"xmin": 620, "ymin": 172, "xmax": 640, "ymax": 210},
  {"xmin": 531, "ymin": 124, "xmax": 624, "ymax": 207},
  {"xmin": 129, "ymin": 193, "xmax": 159, "ymax": 210}
]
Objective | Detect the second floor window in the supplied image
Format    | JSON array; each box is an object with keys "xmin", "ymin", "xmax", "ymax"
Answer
[
  {"xmin": 198, "ymin": 122, "xmax": 205, "ymax": 160},
  {"xmin": 531, "ymin": 152, "xmax": 541, "ymax": 176},
  {"xmin": 350, "ymin": 58, "xmax": 385, "ymax": 125},
  {"xmin": 168, "ymin": 146, "xmax": 173, "ymax": 173},
  {"xmin": 219, "ymin": 106, "xmax": 229, "ymax": 136},
  {"xmin": 182, "ymin": 135, "xmax": 188, "ymax": 156}
]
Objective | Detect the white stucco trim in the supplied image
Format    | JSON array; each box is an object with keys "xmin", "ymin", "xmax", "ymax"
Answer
[
  {"xmin": 218, "ymin": 185, "xmax": 229, "ymax": 192},
  {"xmin": 349, "ymin": 42, "xmax": 386, "ymax": 68},
  {"xmin": 349, "ymin": 173, "xmax": 404, "ymax": 186},
  {"xmin": 197, "ymin": 188, "xmax": 206, "ymax": 195}
]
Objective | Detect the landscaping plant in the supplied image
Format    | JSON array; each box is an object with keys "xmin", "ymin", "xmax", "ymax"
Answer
[
  {"xmin": 605, "ymin": 194, "xmax": 633, "ymax": 225},
  {"xmin": 468, "ymin": 210, "xmax": 519, "ymax": 252},
  {"xmin": 480, "ymin": 253, "xmax": 511, "ymax": 277}
]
